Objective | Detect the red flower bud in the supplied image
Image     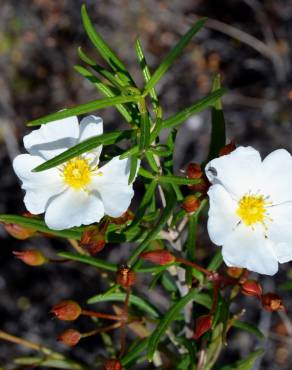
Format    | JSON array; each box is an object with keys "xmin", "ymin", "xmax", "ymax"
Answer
[
  {"xmin": 189, "ymin": 176, "xmax": 210, "ymax": 194},
  {"xmin": 4, "ymin": 223, "xmax": 36, "ymax": 240},
  {"xmin": 141, "ymin": 250, "xmax": 176, "ymax": 265},
  {"xmin": 187, "ymin": 163, "xmax": 203, "ymax": 179},
  {"xmin": 104, "ymin": 359, "xmax": 123, "ymax": 370},
  {"xmin": 116, "ymin": 265, "xmax": 136, "ymax": 288},
  {"xmin": 219, "ymin": 141, "xmax": 236, "ymax": 156},
  {"xmin": 57, "ymin": 329, "xmax": 81, "ymax": 346},
  {"xmin": 51, "ymin": 300, "xmax": 82, "ymax": 321},
  {"xmin": 261, "ymin": 293, "xmax": 285, "ymax": 312},
  {"xmin": 13, "ymin": 250, "xmax": 47, "ymax": 266},
  {"xmin": 241, "ymin": 280, "xmax": 262, "ymax": 297},
  {"xmin": 226, "ymin": 267, "xmax": 243, "ymax": 279},
  {"xmin": 110, "ymin": 210, "xmax": 134, "ymax": 225},
  {"xmin": 181, "ymin": 195, "xmax": 200, "ymax": 213},
  {"xmin": 193, "ymin": 315, "xmax": 212, "ymax": 340},
  {"xmin": 80, "ymin": 226, "xmax": 106, "ymax": 255}
]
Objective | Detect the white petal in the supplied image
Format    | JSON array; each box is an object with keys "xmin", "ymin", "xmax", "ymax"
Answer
[
  {"xmin": 205, "ymin": 146, "xmax": 262, "ymax": 199},
  {"xmin": 13, "ymin": 154, "xmax": 65, "ymax": 214},
  {"xmin": 91, "ymin": 156, "xmax": 134, "ymax": 217},
  {"xmin": 222, "ymin": 224, "xmax": 278, "ymax": 275},
  {"xmin": 266, "ymin": 202, "xmax": 292, "ymax": 263},
  {"xmin": 78, "ymin": 115, "xmax": 103, "ymax": 164},
  {"xmin": 23, "ymin": 116, "xmax": 79, "ymax": 160},
  {"xmin": 207, "ymin": 184, "xmax": 239, "ymax": 245},
  {"xmin": 261, "ymin": 149, "xmax": 292, "ymax": 204},
  {"xmin": 44, "ymin": 189, "xmax": 104, "ymax": 230}
]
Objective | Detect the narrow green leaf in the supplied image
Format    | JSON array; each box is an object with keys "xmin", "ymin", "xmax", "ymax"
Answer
[
  {"xmin": 220, "ymin": 349, "xmax": 264, "ymax": 370},
  {"xmin": 33, "ymin": 130, "xmax": 132, "ymax": 172},
  {"xmin": 15, "ymin": 357, "xmax": 87, "ymax": 370},
  {"xmin": 207, "ymin": 74, "xmax": 226, "ymax": 161},
  {"xmin": 128, "ymin": 186, "xmax": 176, "ymax": 266},
  {"xmin": 207, "ymin": 249, "xmax": 223, "ymax": 271},
  {"xmin": 135, "ymin": 39, "xmax": 159, "ymax": 109},
  {"xmin": 129, "ymin": 180, "xmax": 157, "ymax": 228},
  {"xmin": 58, "ymin": 251, "xmax": 117, "ymax": 272},
  {"xmin": 87, "ymin": 292, "xmax": 160, "ymax": 318},
  {"xmin": 233, "ymin": 320, "xmax": 265, "ymax": 339},
  {"xmin": 145, "ymin": 151, "xmax": 159, "ymax": 173},
  {"xmin": 139, "ymin": 111, "xmax": 151, "ymax": 150},
  {"xmin": 144, "ymin": 18, "xmax": 207, "ymax": 92},
  {"xmin": 0, "ymin": 214, "xmax": 81, "ymax": 240},
  {"xmin": 158, "ymin": 175, "xmax": 200, "ymax": 186},
  {"xmin": 193, "ymin": 293, "xmax": 212, "ymax": 309},
  {"xmin": 121, "ymin": 338, "xmax": 149, "ymax": 366},
  {"xmin": 147, "ymin": 289, "xmax": 198, "ymax": 360},
  {"xmin": 81, "ymin": 5, "xmax": 134, "ymax": 86},
  {"xmin": 28, "ymin": 95, "xmax": 139, "ymax": 126},
  {"xmin": 74, "ymin": 65, "xmax": 133, "ymax": 123},
  {"xmin": 138, "ymin": 167, "xmax": 155, "ymax": 179},
  {"xmin": 119, "ymin": 145, "xmax": 139, "ymax": 159},
  {"xmin": 162, "ymin": 88, "xmax": 226, "ymax": 129},
  {"xmin": 128, "ymin": 155, "xmax": 139, "ymax": 184}
]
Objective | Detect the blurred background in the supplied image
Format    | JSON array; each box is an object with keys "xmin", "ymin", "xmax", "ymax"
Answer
[{"xmin": 0, "ymin": 0, "xmax": 292, "ymax": 368}]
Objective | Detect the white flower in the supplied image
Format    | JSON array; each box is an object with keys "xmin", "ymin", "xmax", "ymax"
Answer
[
  {"xmin": 205, "ymin": 146, "xmax": 292, "ymax": 275},
  {"xmin": 13, "ymin": 115, "xmax": 135, "ymax": 230}
]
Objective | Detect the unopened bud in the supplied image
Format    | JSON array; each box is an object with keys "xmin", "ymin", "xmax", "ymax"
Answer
[
  {"xmin": 187, "ymin": 163, "xmax": 203, "ymax": 179},
  {"xmin": 226, "ymin": 267, "xmax": 243, "ymax": 279},
  {"xmin": 4, "ymin": 223, "xmax": 36, "ymax": 240},
  {"xmin": 189, "ymin": 176, "xmax": 210, "ymax": 194},
  {"xmin": 241, "ymin": 280, "xmax": 262, "ymax": 297},
  {"xmin": 116, "ymin": 265, "xmax": 136, "ymax": 288},
  {"xmin": 104, "ymin": 359, "xmax": 123, "ymax": 370},
  {"xmin": 110, "ymin": 210, "xmax": 134, "ymax": 225},
  {"xmin": 141, "ymin": 250, "xmax": 175, "ymax": 265},
  {"xmin": 51, "ymin": 300, "xmax": 82, "ymax": 321},
  {"xmin": 13, "ymin": 250, "xmax": 47, "ymax": 266},
  {"xmin": 182, "ymin": 195, "xmax": 200, "ymax": 213},
  {"xmin": 80, "ymin": 226, "xmax": 106, "ymax": 255},
  {"xmin": 261, "ymin": 293, "xmax": 285, "ymax": 312},
  {"xmin": 57, "ymin": 329, "xmax": 81, "ymax": 346},
  {"xmin": 219, "ymin": 141, "xmax": 236, "ymax": 156},
  {"xmin": 193, "ymin": 315, "xmax": 212, "ymax": 340}
]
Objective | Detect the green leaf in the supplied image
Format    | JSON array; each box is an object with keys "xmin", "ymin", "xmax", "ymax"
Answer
[
  {"xmin": 145, "ymin": 151, "xmax": 159, "ymax": 173},
  {"xmin": 28, "ymin": 95, "xmax": 139, "ymax": 126},
  {"xmin": 162, "ymin": 88, "xmax": 226, "ymax": 129},
  {"xmin": 158, "ymin": 175, "xmax": 200, "ymax": 186},
  {"xmin": 135, "ymin": 38, "xmax": 159, "ymax": 109},
  {"xmin": 233, "ymin": 320, "xmax": 265, "ymax": 339},
  {"xmin": 87, "ymin": 292, "xmax": 160, "ymax": 319},
  {"xmin": 128, "ymin": 185, "xmax": 176, "ymax": 265},
  {"xmin": 74, "ymin": 65, "xmax": 133, "ymax": 123},
  {"xmin": 138, "ymin": 167, "xmax": 155, "ymax": 179},
  {"xmin": 193, "ymin": 293, "xmax": 212, "ymax": 309},
  {"xmin": 14, "ymin": 357, "xmax": 87, "ymax": 370},
  {"xmin": 207, "ymin": 74, "xmax": 226, "ymax": 161},
  {"xmin": 139, "ymin": 111, "xmax": 151, "ymax": 150},
  {"xmin": 185, "ymin": 213, "xmax": 198, "ymax": 286},
  {"xmin": 128, "ymin": 155, "xmax": 139, "ymax": 184},
  {"xmin": 0, "ymin": 214, "xmax": 82, "ymax": 240},
  {"xmin": 121, "ymin": 337, "xmax": 149, "ymax": 366},
  {"xmin": 129, "ymin": 180, "xmax": 157, "ymax": 228},
  {"xmin": 81, "ymin": 5, "xmax": 134, "ymax": 86},
  {"xmin": 33, "ymin": 130, "xmax": 132, "ymax": 172},
  {"xmin": 147, "ymin": 289, "xmax": 198, "ymax": 360},
  {"xmin": 144, "ymin": 18, "xmax": 207, "ymax": 92},
  {"xmin": 219, "ymin": 349, "xmax": 264, "ymax": 370},
  {"xmin": 207, "ymin": 249, "xmax": 223, "ymax": 271},
  {"xmin": 58, "ymin": 251, "xmax": 117, "ymax": 272}
]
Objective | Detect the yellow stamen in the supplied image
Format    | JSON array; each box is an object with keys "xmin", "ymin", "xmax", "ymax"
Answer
[
  {"xmin": 63, "ymin": 158, "xmax": 92, "ymax": 190},
  {"xmin": 236, "ymin": 194, "xmax": 268, "ymax": 227}
]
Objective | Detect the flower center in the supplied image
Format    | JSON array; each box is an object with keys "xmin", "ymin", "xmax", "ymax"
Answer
[
  {"xmin": 236, "ymin": 194, "xmax": 267, "ymax": 226},
  {"xmin": 63, "ymin": 158, "xmax": 92, "ymax": 189}
]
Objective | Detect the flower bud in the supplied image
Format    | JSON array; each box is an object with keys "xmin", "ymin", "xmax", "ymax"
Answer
[
  {"xmin": 13, "ymin": 250, "xmax": 47, "ymax": 266},
  {"xmin": 4, "ymin": 223, "xmax": 36, "ymax": 240},
  {"xmin": 187, "ymin": 163, "xmax": 203, "ymax": 179},
  {"xmin": 261, "ymin": 293, "xmax": 285, "ymax": 312},
  {"xmin": 116, "ymin": 265, "xmax": 136, "ymax": 288},
  {"xmin": 241, "ymin": 280, "xmax": 262, "ymax": 297},
  {"xmin": 181, "ymin": 195, "xmax": 200, "ymax": 213},
  {"xmin": 80, "ymin": 226, "xmax": 106, "ymax": 255},
  {"xmin": 193, "ymin": 315, "xmax": 212, "ymax": 340},
  {"xmin": 110, "ymin": 210, "xmax": 134, "ymax": 225},
  {"xmin": 57, "ymin": 329, "xmax": 81, "ymax": 346},
  {"xmin": 226, "ymin": 267, "xmax": 243, "ymax": 279},
  {"xmin": 219, "ymin": 141, "xmax": 236, "ymax": 156},
  {"xmin": 189, "ymin": 176, "xmax": 210, "ymax": 194},
  {"xmin": 141, "ymin": 250, "xmax": 176, "ymax": 265},
  {"xmin": 104, "ymin": 359, "xmax": 123, "ymax": 370},
  {"xmin": 51, "ymin": 300, "xmax": 82, "ymax": 321}
]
